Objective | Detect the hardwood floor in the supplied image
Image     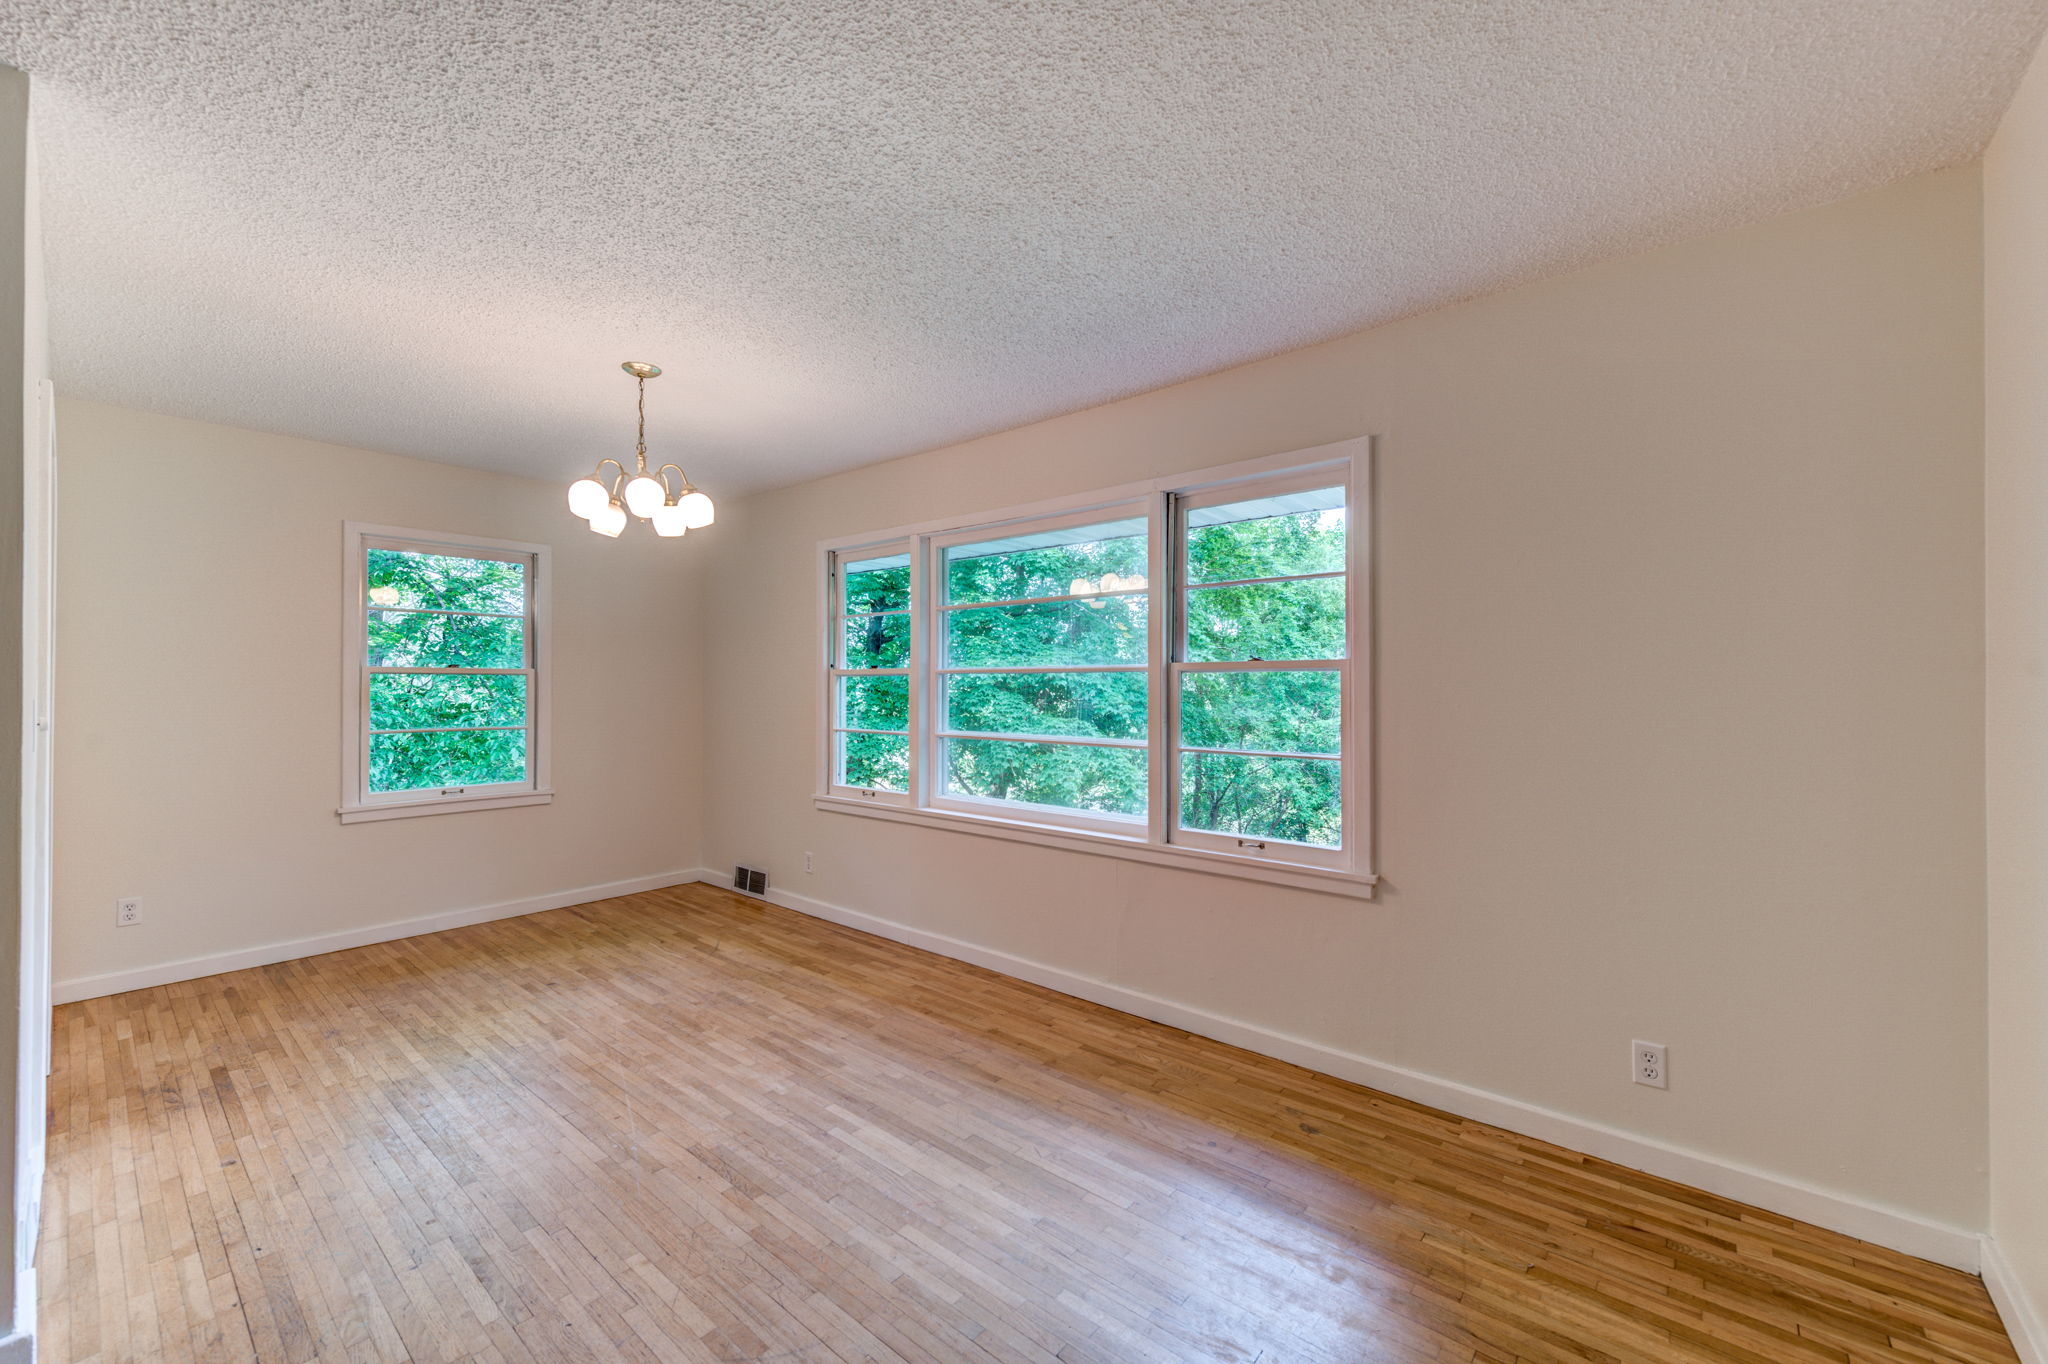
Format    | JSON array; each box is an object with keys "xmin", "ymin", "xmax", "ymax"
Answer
[{"xmin": 42, "ymin": 883, "xmax": 2017, "ymax": 1364}]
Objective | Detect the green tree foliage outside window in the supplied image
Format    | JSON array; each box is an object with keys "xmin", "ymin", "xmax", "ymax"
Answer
[{"xmin": 365, "ymin": 547, "xmax": 531, "ymax": 793}]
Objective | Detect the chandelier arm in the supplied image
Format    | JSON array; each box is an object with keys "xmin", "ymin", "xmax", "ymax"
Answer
[
  {"xmin": 655, "ymin": 463, "xmax": 692, "ymax": 497},
  {"xmin": 592, "ymin": 457, "xmax": 628, "ymax": 496}
]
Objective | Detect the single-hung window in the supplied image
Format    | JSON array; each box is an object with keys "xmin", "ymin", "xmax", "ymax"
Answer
[{"xmin": 340, "ymin": 524, "xmax": 552, "ymax": 822}]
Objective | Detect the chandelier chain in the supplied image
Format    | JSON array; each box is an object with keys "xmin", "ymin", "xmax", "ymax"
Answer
[{"xmin": 635, "ymin": 376, "xmax": 648, "ymax": 472}]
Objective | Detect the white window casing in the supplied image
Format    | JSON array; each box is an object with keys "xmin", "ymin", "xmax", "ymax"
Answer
[
  {"xmin": 815, "ymin": 438, "xmax": 1375, "ymax": 897},
  {"xmin": 339, "ymin": 522, "xmax": 553, "ymax": 823}
]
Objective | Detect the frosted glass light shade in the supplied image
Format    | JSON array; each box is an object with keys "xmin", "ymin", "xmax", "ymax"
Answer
[
  {"xmin": 677, "ymin": 490, "xmax": 715, "ymax": 529},
  {"xmin": 566, "ymin": 477, "xmax": 609, "ymax": 519},
  {"xmin": 589, "ymin": 501, "xmax": 627, "ymax": 538},
  {"xmin": 623, "ymin": 474, "xmax": 666, "ymax": 518},
  {"xmin": 651, "ymin": 503, "xmax": 690, "ymax": 537}
]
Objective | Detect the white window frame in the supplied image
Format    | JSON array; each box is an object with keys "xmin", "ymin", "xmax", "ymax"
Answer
[
  {"xmin": 825, "ymin": 541, "xmax": 914, "ymax": 806},
  {"xmin": 339, "ymin": 522, "xmax": 554, "ymax": 823},
  {"xmin": 814, "ymin": 438, "xmax": 1375, "ymax": 898}
]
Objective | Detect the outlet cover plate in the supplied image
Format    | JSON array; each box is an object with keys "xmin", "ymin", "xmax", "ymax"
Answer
[{"xmin": 1633, "ymin": 1039, "xmax": 1667, "ymax": 1089}]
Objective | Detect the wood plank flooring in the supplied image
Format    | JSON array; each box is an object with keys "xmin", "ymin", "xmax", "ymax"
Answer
[{"xmin": 41, "ymin": 882, "xmax": 2019, "ymax": 1363}]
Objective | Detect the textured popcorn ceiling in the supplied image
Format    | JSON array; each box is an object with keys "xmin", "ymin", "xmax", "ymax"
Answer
[{"xmin": 2, "ymin": 2, "xmax": 2042, "ymax": 493}]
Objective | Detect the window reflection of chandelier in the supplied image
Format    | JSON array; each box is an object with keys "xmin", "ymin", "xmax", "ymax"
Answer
[
  {"xmin": 564, "ymin": 362, "xmax": 716, "ymax": 538},
  {"xmin": 1068, "ymin": 572, "xmax": 1144, "ymax": 605}
]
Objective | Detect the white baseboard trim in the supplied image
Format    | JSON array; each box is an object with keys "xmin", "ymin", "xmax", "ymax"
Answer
[
  {"xmin": 1984, "ymin": 1237, "xmax": 2048, "ymax": 1364},
  {"xmin": 53, "ymin": 870, "xmax": 703, "ymax": 1005},
  {"xmin": 716, "ymin": 873, "xmax": 1983, "ymax": 1272}
]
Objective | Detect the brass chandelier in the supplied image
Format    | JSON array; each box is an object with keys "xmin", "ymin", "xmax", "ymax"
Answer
[{"xmin": 564, "ymin": 361, "xmax": 715, "ymax": 537}]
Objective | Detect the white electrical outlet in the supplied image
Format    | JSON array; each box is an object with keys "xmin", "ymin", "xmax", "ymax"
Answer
[
  {"xmin": 803, "ymin": 851, "xmax": 814, "ymax": 874},
  {"xmin": 1633, "ymin": 1039, "xmax": 1667, "ymax": 1089},
  {"xmin": 115, "ymin": 896, "xmax": 141, "ymax": 927}
]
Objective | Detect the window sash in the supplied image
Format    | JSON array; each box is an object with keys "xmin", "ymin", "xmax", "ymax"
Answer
[
  {"xmin": 817, "ymin": 445, "xmax": 1370, "ymax": 882},
  {"xmin": 1167, "ymin": 472, "xmax": 1351, "ymax": 866},
  {"xmin": 827, "ymin": 541, "xmax": 915, "ymax": 799},
  {"xmin": 924, "ymin": 501, "xmax": 1155, "ymax": 835}
]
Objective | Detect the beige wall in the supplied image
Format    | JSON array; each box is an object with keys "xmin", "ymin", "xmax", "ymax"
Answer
[
  {"xmin": 701, "ymin": 167, "xmax": 1990, "ymax": 1231},
  {"xmin": 52, "ymin": 400, "xmax": 705, "ymax": 992},
  {"xmin": 1985, "ymin": 37, "xmax": 2048, "ymax": 1345}
]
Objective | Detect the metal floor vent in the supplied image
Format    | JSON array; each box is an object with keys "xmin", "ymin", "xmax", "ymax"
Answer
[{"xmin": 732, "ymin": 865, "xmax": 767, "ymax": 896}]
